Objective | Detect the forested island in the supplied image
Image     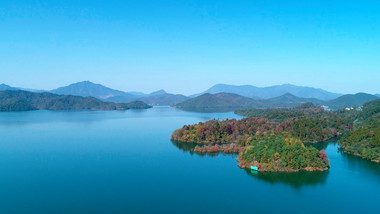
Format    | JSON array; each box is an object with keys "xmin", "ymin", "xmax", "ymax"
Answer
[
  {"xmin": 171, "ymin": 100, "xmax": 380, "ymax": 171},
  {"xmin": 0, "ymin": 90, "xmax": 151, "ymax": 111}
]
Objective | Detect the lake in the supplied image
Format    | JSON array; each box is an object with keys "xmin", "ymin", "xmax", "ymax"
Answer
[{"xmin": 0, "ymin": 107, "xmax": 379, "ymax": 213}]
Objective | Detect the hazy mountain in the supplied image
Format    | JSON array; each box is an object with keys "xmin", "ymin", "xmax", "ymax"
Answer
[
  {"xmin": 138, "ymin": 93, "xmax": 189, "ymax": 106},
  {"xmin": 51, "ymin": 81, "xmax": 136, "ymax": 100},
  {"xmin": 174, "ymin": 93, "xmax": 261, "ymax": 112},
  {"xmin": 174, "ymin": 92, "xmax": 328, "ymax": 112},
  {"xmin": 0, "ymin": 84, "xmax": 47, "ymax": 93},
  {"xmin": 196, "ymin": 83, "xmax": 341, "ymax": 100},
  {"xmin": 17, "ymin": 88, "xmax": 46, "ymax": 93},
  {"xmin": 195, "ymin": 84, "xmax": 261, "ymax": 98},
  {"xmin": 149, "ymin": 89, "xmax": 167, "ymax": 96},
  {"xmin": 0, "ymin": 84, "xmax": 19, "ymax": 91},
  {"xmin": 325, "ymin": 93, "xmax": 379, "ymax": 109},
  {"xmin": 376, "ymin": 94, "xmax": 380, "ymax": 98},
  {"xmin": 0, "ymin": 90, "xmax": 151, "ymax": 112},
  {"xmin": 264, "ymin": 93, "xmax": 324, "ymax": 108},
  {"xmin": 103, "ymin": 95, "xmax": 137, "ymax": 103}
]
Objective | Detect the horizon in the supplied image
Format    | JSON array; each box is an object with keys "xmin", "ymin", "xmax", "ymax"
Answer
[
  {"xmin": 1, "ymin": 0, "xmax": 379, "ymax": 94},
  {"xmin": 2, "ymin": 80, "xmax": 379, "ymax": 97}
]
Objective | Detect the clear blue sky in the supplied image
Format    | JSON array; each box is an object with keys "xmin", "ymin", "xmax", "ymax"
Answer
[{"xmin": 1, "ymin": 0, "xmax": 379, "ymax": 95}]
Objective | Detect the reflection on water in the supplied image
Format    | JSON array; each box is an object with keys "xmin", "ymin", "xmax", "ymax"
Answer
[
  {"xmin": 244, "ymin": 169, "xmax": 329, "ymax": 188},
  {"xmin": 338, "ymin": 148, "xmax": 380, "ymax": 179},
  {"xmin": 172, "ymin": 140, "xmax": 343, "ymax": 188},
  {"xmin": 1, "ymin": 108, "xmax": 379, "ymax": 213},
  {"xmin": 171, "ymin": 140, "xmax": 229, "ymax": 157},
  {"xmin": 305, "ymin": 138, "xmax": 339, "ymax": 151},
  {"xmin": 172, "ymin": 139, "xmax": 330, "ymax": 188}
]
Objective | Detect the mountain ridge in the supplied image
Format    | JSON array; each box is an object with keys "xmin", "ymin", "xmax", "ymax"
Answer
[
  {"xmin": 195, "ymin": 83, "xmax": 341, "ymax": 101},
  {"xmin": 0, "ymin": 90, "xmax": 151, "ymax": 112}
]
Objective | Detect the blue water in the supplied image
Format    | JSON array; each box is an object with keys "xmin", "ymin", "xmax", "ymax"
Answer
[{"xmin": 0, "ymin": 107, "xmax": 379, "ymax": 213}]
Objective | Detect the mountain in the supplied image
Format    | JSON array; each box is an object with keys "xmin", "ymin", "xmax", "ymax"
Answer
[
  {"xmin": 0, "ymin": 84, "xmax": 19, "ymax": 91},
  {"xmin": 174, "ymin": 93, "xmax": 260, "ymax": 112},
  {"xmin": 104, "ymin": 95, "xmax": 139, "ymax": 103},
  {"xmin": 174, "ymin": 92, "xmax": 328, "ymax": 112},
  {"xmin": 263, "ymin": 93, "xmax": 324, "ymax": 108},
  {"xmin": 376, "ymin": 94, "xmax": 380, "ymax": 98},
  {"xmin": 0, "ymin": 90, "xmax": 151, "ymax": 112},
  {"xmin": 51, "ymin": 81, "xmax": 137, "ymax": 100},
  {"xmin": 195, "ymin": 84, "xmax": 261, "ymax": 99},
  {"xmin": 325, "ymin": 93, "xmax": 379, "ymax": 109},
  {"xmin": 149, "ymin": 89, "xmax": 167, "ymax": 96},
  {"xmin": 138, "ymin": 93, "xmax": 189, "ymax": 106},
  {"xmin": 0, "ymin": 84, "xmax": 46, "ymax": 93},
  {"xmin": 197, "ymin": 84, "xmax": 341, "ymax": 100}
]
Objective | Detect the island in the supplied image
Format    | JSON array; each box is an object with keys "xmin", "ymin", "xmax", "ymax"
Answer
[
  {"xmin": 171, "ymin": 100, "xmax": 380, "ymax": 171},
  {"xmin": 0, "ymin": 90, "xmax": 152, "ymax": 111}
]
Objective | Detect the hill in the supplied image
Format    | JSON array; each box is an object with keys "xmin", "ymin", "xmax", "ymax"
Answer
[
  {"xmin": 264, "ymin": 93, "xmax": 324, "ymax": 108},
  {"xmin": 149, "ymin": 89, "xmax": 167, "ymax": 96},
  {"xmin": 175, "ymin": 92, "xmax": 325, "ymax": 112},
  {"xmin": 0, "ymin": 90, "xmax": 151, "ymax": 112},
  {"xmin": 325, "ymin": 93, "xmax": 379, "ymax": 109},
  {"xmin": 0, "ymin": 84, "xmax": 19, "ymax": 91},
  {"xmin": 138, "ymin": 93, "xmax": 189, "ymax": 106},
  {"xmin": 197, "ymin": 83, "xmax": 340, "ymax": 100},
  {"xmin": 51, "ymin": 81, "xmax": 137, "ymax": 100},
  {"xmin": 174, "ymin": 93, "xmax": 260, "ymax": 112}
]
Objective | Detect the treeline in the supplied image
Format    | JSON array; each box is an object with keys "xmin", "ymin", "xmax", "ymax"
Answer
[
  {"xmin": 171, "ymin": 107, "xmax": 352, "ymax": 145},
  {"xmin": 338, "ymin": 99, "xmax": 380, "ymax": 162}
]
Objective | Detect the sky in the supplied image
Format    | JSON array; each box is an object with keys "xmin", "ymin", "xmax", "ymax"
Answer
[{"xmin": 0, "ymin": 0, "xmax": 379, "ymax": 95}]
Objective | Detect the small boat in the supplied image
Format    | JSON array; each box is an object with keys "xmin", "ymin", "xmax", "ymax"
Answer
[{"xmin": 251, "ymin": 166, "xmax": 258, "ymax": 171}]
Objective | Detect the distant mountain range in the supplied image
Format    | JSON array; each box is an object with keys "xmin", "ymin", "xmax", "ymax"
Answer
[
  {"xmin": 1, "ymin": 81, "xmax": 378, "ymax": 111},
  {"xmin": 174, "ymin": 92, "xmax": 326, "ymax": 112},
  {"xmin": 174, "ymin": 92, "xmax": 379, "ymax": 112},
  {"xmin": 194, "ymin": 83, "xmax": 341, "ymax": 100},
  {"xmin": 174, "ymin": 93, "xmax": 259, "ymax": 112},
  {"xmin": 0, "ymin": 90, "xmax": 151, "ymax": 112},
  {"xmin": 50, "ymin": 81, "xmax": 181, "ymax": 105}
]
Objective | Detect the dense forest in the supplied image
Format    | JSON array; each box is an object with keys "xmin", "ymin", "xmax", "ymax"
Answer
[
  {"xmin": 172, "ymin": 103, "xmax": 354, "ymax": 145},
  {"xmin": 0, "ymin": 90, "xmax": 151, "ymax": 111},
  {"xmin": 338, "ymin": 99, "xmax": 380, "ymax": 162},
  {"xmin": 238, "ymin": 137, "xmax": 329, "ymax": 171},
  {"xmin": 171, "ymin": 100, "xmax": 380, "ymax": 171}
]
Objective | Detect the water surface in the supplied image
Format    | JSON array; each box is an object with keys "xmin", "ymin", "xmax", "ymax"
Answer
[{"xmin": 0, "ymin": 107, "xmax": 379, "ymax": 213}]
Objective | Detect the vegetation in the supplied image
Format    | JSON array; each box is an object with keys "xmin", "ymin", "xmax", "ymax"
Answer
[
  {"xmin": 172, "ymin": 100, "xmax": 380, "ymax": 171},
  {"xmin": 238, "ymin": 137, "xmax": 329, "ymax": 171},
  {"xmin": 172, "ymin": 104, "xmax": 353, "ymax": 145},
  {"xmin": 338, "ymin": 99, "xmax": 380, "ymax": 162},
  {"xmin": 0, "ymin": 90, "xmax": 151, "ymax": 111}
]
